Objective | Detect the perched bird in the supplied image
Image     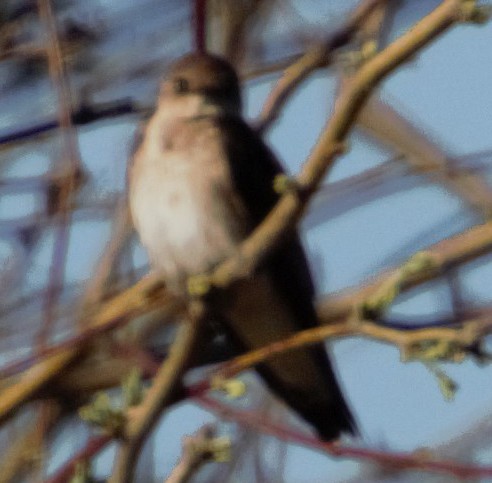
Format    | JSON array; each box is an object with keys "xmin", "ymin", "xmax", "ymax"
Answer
[{"xmin": 128, "ymin": 53, "xmax": 356, "ymax": 440}]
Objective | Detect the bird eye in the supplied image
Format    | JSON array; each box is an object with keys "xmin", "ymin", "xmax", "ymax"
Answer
[{"xmin": 173, "ymin": 77, "xmax": 189, "ymax": 94}]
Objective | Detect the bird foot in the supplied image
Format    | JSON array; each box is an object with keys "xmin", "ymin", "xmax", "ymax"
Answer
[
  {"xmin": 273, "ymin": 174, "xmax": 300, "ymax": 195},
  {"xmin": 187, "ymin": 273, "xmax": 212, "ymax": 297},
  {"xmin": 211, "ymin": 376, "xmax": 246, "ymax": 399}
]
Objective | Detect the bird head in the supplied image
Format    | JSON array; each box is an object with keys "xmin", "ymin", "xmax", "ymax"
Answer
[{"xmin": 158, "ymin": 53, "xmax": 242, "ymax": 117}]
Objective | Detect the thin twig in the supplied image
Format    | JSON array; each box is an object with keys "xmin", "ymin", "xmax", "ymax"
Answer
[
  {"xmin": 81, "ymin": 200, "xmax": 133, "ymax": 307},
  {"xmin": 44, "ymin": 434, "xmax": 112, "ymax": 483},
  {"xmin": 36, "ymin": 0, "xmax": 81, "ymax": 345},
  {"xmin": 319, "ymin": 220, "xmax": 492, "ymax": 323},
  {"xmin": 194, "ymin": 0, "xmax": 207, "ymax": 53},
  {"xmin": 196, "ymin": 395, "xmax": 492, "ymax": 479},
  {"xmin": 256, "ymin": 0, "xmax": 386, "ymax": 132},
  {"xmin": 109, "ymin": 302, "xmax": 206, "ymax": 483},
  {"xmin": 164, "ymin": 425, "xmax": 218, "ymax": 483},
  {"xmin": 0, "ymin": 99, "xmax": 142, "ymax": 146},
  {"xmin": 0, "ymin": 274, "xmax": 170, "ymax": 425},
  {"xmin": 209, "ymin": 0, "xmax": 468, "ymax": 291},
  {"xmin": 357, "ymin": 96, "xmax": 492, "ymax": 217},
  {"xmin": 216, "ymin": 314, "xmax": 492, "ymax": 381},
  {"xmin": 0, "ymin": 401, "xmax": 61, "ymax": 483}
]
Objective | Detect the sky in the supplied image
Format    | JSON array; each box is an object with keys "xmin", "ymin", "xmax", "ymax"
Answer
[{"xmin": 2, "ymin": 1, "xmax": 492, "ymax": 481}]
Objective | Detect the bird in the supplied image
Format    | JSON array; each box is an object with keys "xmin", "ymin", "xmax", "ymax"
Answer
[{"xmin": 128, "ymin": 52, "xmax": 356, "ymax": 440}]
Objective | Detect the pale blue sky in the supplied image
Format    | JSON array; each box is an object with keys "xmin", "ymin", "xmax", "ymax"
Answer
[{"xmin": 1, "ymin": 1, "xmax": 492, "ymax": 481}]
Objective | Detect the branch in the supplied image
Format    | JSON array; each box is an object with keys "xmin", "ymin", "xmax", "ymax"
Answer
[
  {"xmin": 108, "ymin": 302, "xmax": 206, "ymax": 483},
  {"xmin": 0, "ymin": 273, "xmax": 171, "ymax": 425},
  {"xmin": 217, "ymin": 0, "xmax": 269, "ymax": 65},
  {"xmin": 0, "ymin": 99, "xmax": 142, "ymax": 146},
  {"xmin": 3, "ymin": 214, "xmax": 491, "ymax": 424},
  {"xmin": 194, "ymin": 0, "xmax": 207, "ymax": 53},
  {"xmin": 44, "ymin": 434, "xmax": 111, "ymax": 483},
  {"xmin": 4, "ymin": 215, "xmax": 491, "ymax": 423},
  {"xmin": 81, "ymin": 200, "xmax": 133, "ymax": 307},
  {"xmin": 215, "ymin": 314, "xmax": 492, "ymax": 381},
  {"xmin": 357, "ymin": 95, "xmax": 492, "ymax": 217},
  {"xmin": 36, "ymin": 0, "xmax": 81, "ymax": 346},
  {"xmin": 256, "ymin": 0, "xmax": 386, "ymax": 132},
  {"xmin": 319, "ymin": 220, "xmax": 492, "ymax": 322},
  {"xmin": 0, "ymin": 401, "xmax": 61, "ymax": 483},
  {"xmin": 196, "ymin": 395, "xmax": 492, "ymax": 479},
  {"xmin": 0, "ymin": 201, "xmax": 133, "ymax": 381},
  {"xmin": 208, "ymin": 0, "xmax": 470, "ymax": 292},
  {"xmin": 197, "ymin": 224, "xmax": 492, "ymax": 394},
  {"xmin": 163, "ymin": 425, "xmax": 227, "ymax": 483}
]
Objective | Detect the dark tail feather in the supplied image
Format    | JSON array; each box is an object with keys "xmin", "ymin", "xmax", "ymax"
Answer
[
  {"xmin": 258, "ymin": 356, "xmax": 357, "ymax": 441},
  {"xmin": 220, "ymin": 273, "xmax": 357, "ymax": 442},
  {"xmin": 302, "ymin": 388, "xmax": 357, "ymax": 441},
  {"xmin": 307, "ymin": 346, "xmax": 357, "ymax": 441}
]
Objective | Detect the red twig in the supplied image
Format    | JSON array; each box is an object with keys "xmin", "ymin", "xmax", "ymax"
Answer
[
  {"xmin": 36, "ymin": 0, "xmax": 81, "ymax": 346},
  {"xmin": 195, "ymin": 395, "xmax": 492, "ymax": 480},
  {"xmin": 0, "ymin": 98, "xmax": 140, "ymax": 146},
  {"xmin": 194, "ymin": 0, "xmax": 207, "ymax": 53},
  {"xmin": 44, "ymin": 434, "xmax": 111, "ymax": 483}
]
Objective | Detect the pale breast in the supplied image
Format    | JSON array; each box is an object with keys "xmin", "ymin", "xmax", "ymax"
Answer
[{"xmin": 129, "ymin": 116, "xmax": 249, "ymax": 291}]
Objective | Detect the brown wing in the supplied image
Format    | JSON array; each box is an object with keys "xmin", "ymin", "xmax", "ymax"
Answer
[{"xmin": 215, "ymin": 116, "xmax": 356, "ymax": 439}]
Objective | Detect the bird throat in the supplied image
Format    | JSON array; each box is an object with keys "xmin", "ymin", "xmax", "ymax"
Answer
[{"xmin": 129, "ymin": 97, "xmax": 248, "ymax": 293}]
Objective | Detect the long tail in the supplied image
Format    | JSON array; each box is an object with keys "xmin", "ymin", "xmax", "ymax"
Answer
[{"xmin": 219, "ymin": 272, "xmax": 356, "ymax": 440}]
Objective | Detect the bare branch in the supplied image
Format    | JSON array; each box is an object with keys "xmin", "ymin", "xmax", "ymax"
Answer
[
  {"xmin": 209, "ymin": 0, "xmax": 469, "ymax": 291},
  {"xmin": 215, "ymin": 313, "xmax": 492, "ymax": 381},
  {"xmin": 357, "ymin": 95, "xmax": 492, "ymax": 216},
  {"xmin": 109, "ymin": 302, "xmax": 206, "ymax": 483},
  {"xmin": 0, "ymin": 401, "xmax": 61, "ymax": 483},
  {"xmin": 164, "ymin": 425, "xmax": 224, "ymax": 483},
  {"xmin": 319, "ymin": 220, "xmax": 492, "ymax": 322},
  {"xmin": 196, "ymin": 395, "xmax": 492, "ymax": 479},
  {"xmin": 44, "ymin": 434, "xmax": 112, "ymax": 483},
  {"xmin": 0, "ymin": 274, "xmax": 172, "ymax": 425},
  {"xmin": 36, "ymin": 0, "xmax": 82, "ymax": 345},
  {"xmin": 256, "ymin": 0, "xmax": 387, "ymax": 132}
]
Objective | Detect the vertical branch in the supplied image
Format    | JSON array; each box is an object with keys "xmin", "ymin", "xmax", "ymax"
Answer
[
  {"xmin": 0, "ymin": 401, "xmax": 61, "ymax": 483},
  {"xmin": 81, "ymin": 200, "xmax": 133, "ymax": 308},
  {"xmin": 163, "ymin": 426, "xmax": 218, "ymax": 483},
  {"xmin": 36, "ymin": 0, "xmax": 81, "ymax": 345},
  {"xmin": 194, "ymin": 0, "xmax": 207, "ymax": 53},
  {"xmin": 109, "ymin": 303, "xmax": 206, "ymax": 483},
  {"xmin": 221, "ymin": 0, "xmax": 265, "ymax": 65},
  {"xmin": 32, "ymin": 1, "xmax": 83, "ymax": 477}
]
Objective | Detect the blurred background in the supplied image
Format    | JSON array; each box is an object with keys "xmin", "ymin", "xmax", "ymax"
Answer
[{"xmin": 1, "ymin": 0, "xmax": 492, "ymax": 481}]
